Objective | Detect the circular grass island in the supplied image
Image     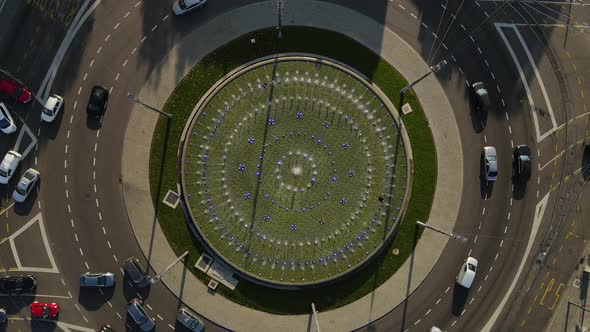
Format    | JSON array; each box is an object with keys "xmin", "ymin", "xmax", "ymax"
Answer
[{"xmin": 181, "ymin": 55, "xmax": 412, "ymax": 287}]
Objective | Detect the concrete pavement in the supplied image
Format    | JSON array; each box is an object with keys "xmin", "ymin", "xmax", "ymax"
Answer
[{"xmin": 121, "ymin": 1, "xmax": 462, "ymax": 331}]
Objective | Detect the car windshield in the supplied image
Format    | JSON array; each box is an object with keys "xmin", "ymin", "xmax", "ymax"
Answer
[
  {"xmin": 16, "ymin": 184, "xmax": 27, "ymax": 195},
  {"xmin": 0, "ymin": 118, "xmax": 8, "ymax": 128},
  {"xmin": 467, "ymin": 263, "xmax": 476, "ymax": 271},
  {"xmin": 179, "ymin": 0, "xmax": 187, "ymax": 9},
  {"xmin": 489, "ymin": 171, "xmax": 498, "ymax": 177},
  {"xmin": 0, "ymin": 169, "xmax": 7, "ymax": 177},
  {"xmin": 42, "ymin": 306, "xmax": 50, "ymax": 316},
  {"xmin": 43, "ymin": 107, "xmax": 54, "ymax": 115},
  {"xmin": 476, "ymin": 88, "xmax": 488, "ymax": 96},
  {"xmin": 487, "ymin": 155, "xmax": 496, "ymax": 162}
]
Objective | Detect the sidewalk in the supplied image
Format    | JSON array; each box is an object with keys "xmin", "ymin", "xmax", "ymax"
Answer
[{"xmin": 121, "ymin": 1, "xmax": 462, "ymax": 331}]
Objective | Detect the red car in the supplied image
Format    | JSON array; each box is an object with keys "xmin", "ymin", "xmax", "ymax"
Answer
[
  {"xmin": 30, "ymin": 301, "xmax": 59, "ymax": 319},
  {"xmin": 0, "ymin": 79, "xmax": 32, "ymax": 103}
]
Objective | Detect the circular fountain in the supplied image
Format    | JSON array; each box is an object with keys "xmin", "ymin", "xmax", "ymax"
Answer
[{"xmin": 180, "ymin": 54, "xmax": 412, "ymax": 287}]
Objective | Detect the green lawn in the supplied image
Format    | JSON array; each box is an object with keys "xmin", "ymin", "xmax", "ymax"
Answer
[{"xmin": 149, "ymin": 27, "xmax": 436, "ymax": 314}]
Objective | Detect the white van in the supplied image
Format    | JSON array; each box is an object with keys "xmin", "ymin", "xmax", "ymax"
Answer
[{"xmin": 456, "ymin": 257, "xmax": 478, "ymax": 288}]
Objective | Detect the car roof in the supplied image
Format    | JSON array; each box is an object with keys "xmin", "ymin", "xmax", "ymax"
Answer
[
  {"xmin": 44, "ymin": 95, "xmax": 60, "ymax": 109},
  {"xmin": 466, "ymin": 257, "xmax": 478, "ymax": 266},
  {"xmin": 516, "ymin": 145, "xmax": 531, "ymax": 156},
  {"xmin": 1, "ymin": 152, "xmax": 19, "ymax": 170}
]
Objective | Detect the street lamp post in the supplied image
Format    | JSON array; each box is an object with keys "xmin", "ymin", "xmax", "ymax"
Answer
[
  {"xmin": 400, "ymin": 60, "xmax": 448, "ymax": 95},
  {"xmin": 127, "ymin": 92, "xmax": 172, "ymax": 118},
  {"xmin": 416, "ymin": 220, "xmax": 468, "ymax": 243},
  {"xmin": 275, "ymin": 0, "xmax": 284, "ymax": 39},
  {"xmin": 150, "ymin": 251, "xmax": 189, "ymax": 285}
]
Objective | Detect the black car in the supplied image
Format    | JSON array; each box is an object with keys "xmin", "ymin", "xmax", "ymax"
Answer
[
  {"xmin": 471, "ymin": 81, "xmax": 492, "ymax": 113},
  {"xmin": 513, "ymin": 145, "xmax": 532, "ymax": 182},
  {"xmin": 87, "ymin": 85, "xmax": 109, "ymax": 118},
  {"xmin": 0, "ymin": 275, "xmax": 36, "ymax": 293}
]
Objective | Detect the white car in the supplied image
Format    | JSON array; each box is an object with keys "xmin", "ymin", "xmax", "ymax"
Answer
[
  {"xmin": 12, "ymin": 168, "xmax": 40, "ymax": 203},
  {"xmin": 482, "ymin": 146, "xmax": 498, "ymax": 182},
  {"xmin": 172, "ymin": 0, "xmax": 207, "ymax": 15},
  {"xmin": 41, "ymin": 94, "xmax": 64, "ymax": 122},
  {"xmin": 0, "ymin": 151, "xmax": 22, "ymax": 184},
  {"xmin": 456, "ymin": 256, "xmax": 478, "ymax": 289},
  {"xmin": 0, "ymin": 102, "xmax": 16, "ymax": 134}
]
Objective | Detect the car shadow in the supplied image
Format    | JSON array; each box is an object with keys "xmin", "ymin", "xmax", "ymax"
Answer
[
  {"xmin": 122, "ymin": 276, "xmax": 151, "ymax": 302},
  {"xmin": 78, "ymin": 285, "xmax": 115, "ymax": 311},
  {"xmin": 39, "ymin": 105, "xmax": 66, "ymax": 141},
  {"xmin": 30, "ymin": 319, "xmax": 58, "ymax": 331},
  {"xmin": 512, "ymin": 178, "xmax": 526, "ymax": 200},
  {"xmin": 583, "ymin": 145, "xmax": 590, "ymax": 180},
  {"xmin": 86, "ymin": 115, "xmax": 103, "ymax": 130},
  {"xmin": 451, "ymin": 283, "xmax": 469, "ymax": 316},
  {"xmin": 13, "ymin": 179, "xmax": 40, "ymax": 216},
  {"xmin": 480, "ymin": 157, "xmax": 493, "ymax": 199},
  {"xmin": 468, "ymin": 91, "xmax": 487, "ymax": 133}
]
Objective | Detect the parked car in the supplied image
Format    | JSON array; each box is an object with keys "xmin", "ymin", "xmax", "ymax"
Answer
[
  {"xmin": 123, "ymin": 257, "xmax": 150, "ymax": 288},
  {"xmin": 513, "ymin": 145, "xmax": 532, "ymax": 182},
  {"xmin": 471, "ymin": 81, "xmax": 492, "ymax": 113},
  {"xmin": 177, "ymin": 308, "xmax": 205, "ymax": 332},
  {"xmin": 79, "ymin": 272, "xmax": 115, "ymax": 287},
  {"xmin": 172, "ymin": 0, "xmax": 207, "ymax": 15},
  {"xmin": 456, "ymin": 257, "xmax": 478, "ymax": 289},
  {"xmin": 0, "ymin": 79, "xmax": 32, "ymax": 103},
  {"xmin": 0, "ymin": 150, "xmax": 22, "ymax": 184},
  {"xmin": 482, "ymin": 146, "xmax": 498, "ymax": 182},
  {"xmin": 0, "ymin": 275, "xmax": 36, "ymax": 293},
  {"xmin": 41, "ymin": 94, "xmax": 64, "ymax": 122},
  {"xmin": 30, "ymin": 301, "xmax": 59, "ymax": 319},
  {"xmin": 127, "ymin": 298, "xmax": 155, "ymax": 331},
  {"xmin": 0, "ymin": 308, "xmax": 6, "ymax": 323},
  {"xmin": 87, "ymin": 85, "xmax": 108, "ymax": 118},
  {"xmin": 12, "ymin": 168, "xmax": 40, "ymax": 203},
  {"xmin": 0, "ymin": 102, "xmax": 16, "ymax": 134}
]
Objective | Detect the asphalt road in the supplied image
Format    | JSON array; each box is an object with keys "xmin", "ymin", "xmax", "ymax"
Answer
[{"xmin": 0, "ymin": 0, "xmax": 588, "ymax": 331}]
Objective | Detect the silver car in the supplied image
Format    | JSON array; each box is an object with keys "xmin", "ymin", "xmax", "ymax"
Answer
[
  {"xmin": 12, "ymin": 168, "xmax": 40, "ymax": 203},
  {"xmin": 0, "ymin": 102, "xmax": 16, "ymax": 134},
  {"xmin": 177, "ymin": 308, "xmax": 204, "ymax": 332},
  {"xmin": 78, "ymin": 272, "xmax": 115, "ymax": 287},
  {"xmin": 127, "ymin": 298, "xmax": 155, "ymax": 331},
  {"xmin": 482, "ymin": 146, "xmax": 498, "ymax": 182}
]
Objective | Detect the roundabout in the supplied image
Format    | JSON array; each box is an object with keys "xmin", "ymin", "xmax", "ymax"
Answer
[{"xmin": 180, "ymin": 54, "xmax": 412, "ymax": 286}]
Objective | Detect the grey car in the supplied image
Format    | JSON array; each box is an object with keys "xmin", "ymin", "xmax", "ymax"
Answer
[
  {"xmin": 482, "ymin": 146, "xmax": 498, "ymax": 182},
  {"xmin": 127, "ymin": 298, "xmax": 155, "ymax": 331},
  {"xmin": 78, "ymin": 272, "xmax": 115, "ymax": 287},
  {"xmin": 177, "ymin": 308, "xmax": 205, "ymax": 332}
]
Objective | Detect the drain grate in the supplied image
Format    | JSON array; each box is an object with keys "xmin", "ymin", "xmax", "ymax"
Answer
[{"xmin": 162, "ymin": 190, "xmax": 180, "ymax": 208}]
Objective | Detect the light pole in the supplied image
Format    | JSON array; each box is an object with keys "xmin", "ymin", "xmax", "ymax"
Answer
[
  {"xmin": 127, "ymin": 92, "xmax": 172, "ymax": 118},
  {"xmin": 416, "ymin": 220, "xmax": 468, "ymax": 243},
  {"xmin": 400, "ymin": 60, "xmax": 448, "ymax": 95},
  {"xmin": 150, "ymin": 251, "xmax": 189, "ymax": 284},
  {"xmin": 275, "ymin": 0, "xmax": 284, "ymax": 39}
]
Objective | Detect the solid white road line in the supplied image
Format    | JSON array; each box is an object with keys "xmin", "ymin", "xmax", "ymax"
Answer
[
  {"xmin": 482, "ymin": 191, "xmax": 550, "ymax": 331},
  {"xmin": 495, "ymin": 23, "xmax": 557, "ymax": 142}
]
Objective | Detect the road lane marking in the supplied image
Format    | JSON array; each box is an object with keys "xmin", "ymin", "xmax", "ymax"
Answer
[
  {"xmin": 495, "ymin": 23, "xmax": 557, "ymax": 142},
  {"xmin": 482, "ymin": 191, "xmax": 549, "ymax": 331}
]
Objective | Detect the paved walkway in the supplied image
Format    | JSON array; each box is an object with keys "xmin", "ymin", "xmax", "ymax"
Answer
[{"xmin": 121, "ymin": 1, "xmax": 462, "ymax": 331}]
